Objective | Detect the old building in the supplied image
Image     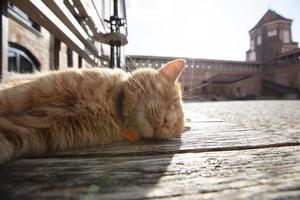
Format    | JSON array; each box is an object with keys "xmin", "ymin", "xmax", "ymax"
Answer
[
  {"xmin": 1, "ymin": 0, "xmax": 128, "ymax": 81},
  {"xmin": 126, "ymin": 10, "xmax": 300, "ymax": 100},
  {"xmin": 255, "ymin": 10, "xmax": 300, "ymax": 97},
  {"xmin": 126, "ymin": 56, "xmax": 262, "ymax": 100},
  {"xmin": 246, "ymin": 10, "xmax": 298, "ymax": 62}
]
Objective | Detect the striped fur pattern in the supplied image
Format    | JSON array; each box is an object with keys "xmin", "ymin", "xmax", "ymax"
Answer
[{"xmin": 0, "ymin": 59, "xmax": 186, "ymax": 164}]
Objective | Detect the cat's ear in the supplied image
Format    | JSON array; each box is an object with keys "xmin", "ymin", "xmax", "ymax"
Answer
[{"xmin": 159, "ymin": 59, "xmax": 186, "ymax": 83}]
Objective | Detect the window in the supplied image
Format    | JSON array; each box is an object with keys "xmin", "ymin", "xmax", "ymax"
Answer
[
  {"xmin": 267, "ymin": 30, "xmax": 277, "ymax": 37},
  {"xmin": 78, "ymin": 56, "xmax": 82, "ymax": 68},
  {"xmin": 8, "ymin": 51, "xmax": 17, "ymax": 72},
  {"xmin": 53, "ymin": 38, "xmax": 61, "ymax": 70},
  {"xmin": 283, "ymin": 30, "xmax": 290, "ymax": 43},
  {"xmin": 250, "ymin": 39, "xmax": 255, "ymax": 50},
  {"xmin": 8, "ymin": 43, "xmax": 40, "ymax": 73},
  {"xmin": 282, "ymin": 47, "xmax": 288, "ymax": 53},
  {"xmin": 249, "ymin": 52, "xmax": 256, "ymax": 61},
  {"xmin": 257, "ymin": 35, "xmax": 262, "ymax": 45},
  {"xmin": 67, "ymin": 47, "xmax": 73, "ymax": 67},
  {"xmin": 8, "ymin": 2, "xmax": 41, "ymax": 32}
]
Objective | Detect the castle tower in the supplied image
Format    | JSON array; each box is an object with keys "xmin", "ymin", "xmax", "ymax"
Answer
[{"xmin": 246, "ymin": 10, "xmax": 299, "ymax": 62}]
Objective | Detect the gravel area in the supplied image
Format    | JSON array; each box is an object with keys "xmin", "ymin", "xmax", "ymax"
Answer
[{"xmin": 184, "ymin": 100, "xmax": 300, "ymax": 134}]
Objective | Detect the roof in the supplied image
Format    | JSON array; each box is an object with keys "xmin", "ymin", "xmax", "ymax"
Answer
[
  {"xmin": 203, "ymin": 72, "xmax": 256, "ymax": 84},
  {"xmin": 250, "ymin": 10, "xmax": 292, "ymax": 32},
  {"xmin": 126, "ymin": 55, "xmax": 262, "ymax": 65},
  {"xmin": 274, "ymin": 48, "xmax": 300, "ymax": 59}
]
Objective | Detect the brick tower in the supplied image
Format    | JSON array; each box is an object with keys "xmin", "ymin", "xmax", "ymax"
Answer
[{"xmin": 246, "ymin": 10, "xmax": 299, "ymax": 62}]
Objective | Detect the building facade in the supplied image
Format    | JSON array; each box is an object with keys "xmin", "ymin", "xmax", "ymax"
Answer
[
  {"xmin": 126, "ymin": 56, "xmax": 262, "ymax": 100},
  {"xmin": 126, "ymin": 10, "xmax": 300, "ymax": 100},
  {"xmin": 1, "ymin": 0, "xmax": 128, "ymax": 81},
  {"xmin": 246, "ymin": 10, "xmax": 298, "ymax": 62}
]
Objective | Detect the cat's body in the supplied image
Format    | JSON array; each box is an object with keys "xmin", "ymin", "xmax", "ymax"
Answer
[{"xmin": 0, "ymin": 59, "xmax": 186, "ymax": 164}]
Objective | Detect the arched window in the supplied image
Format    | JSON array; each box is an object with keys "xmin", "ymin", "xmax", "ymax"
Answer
[{"xmin": 8, "ymin": 43, "xmax": 40, "ymax": 73}]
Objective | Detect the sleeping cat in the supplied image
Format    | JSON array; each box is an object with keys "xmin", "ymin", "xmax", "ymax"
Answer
[{"xmin": 0, "ymin": 59, "xmax": 186, "ymax": 164}]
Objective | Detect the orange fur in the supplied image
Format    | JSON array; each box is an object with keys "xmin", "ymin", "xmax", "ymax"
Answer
[
  {"xmin": 0, "ymin": 59, "xmax": 186, "ymax": 164},
  {"xmin": 122, "ymin": 128, "xmax": 140, "ymax": 142}
]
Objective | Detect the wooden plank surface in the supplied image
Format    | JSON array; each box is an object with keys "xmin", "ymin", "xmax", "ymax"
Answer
[
  {"xmin": 1, "ymin": 146, "xmax": 299, "ymax": 200},
  {"xmin": 53, "ymin": 111, "xmax": 299, "ymax": 157},
  {"xmin": 0, "ymin": 110, "xmax": 299, "ymax": 200}
]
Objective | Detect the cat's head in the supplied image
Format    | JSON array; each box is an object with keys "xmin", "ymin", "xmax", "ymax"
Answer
[{"xmin": 122, "ymin": 59, "xmax": 186, "ymax": 140}]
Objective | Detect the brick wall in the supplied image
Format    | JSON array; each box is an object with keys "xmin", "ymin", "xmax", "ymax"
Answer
[
  {"xmin": 6, "ymin": 17, "xmax": 91, "ymax": 77},
  {"xmin": 272, "ymin": 62, "xmax": 300, "ymax": 89},
  {"xmin": 8, "ymin": 18, "xmax": 51, "ymax": 71},
  {"xmin": 180, "ymin": 69, "xmax": 261, "ymax": 98}
]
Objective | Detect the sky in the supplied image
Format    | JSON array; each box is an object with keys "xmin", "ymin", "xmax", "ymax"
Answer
[{"xmin": 125, "ymin": 0, "xmax": 300, "ymax": 61}]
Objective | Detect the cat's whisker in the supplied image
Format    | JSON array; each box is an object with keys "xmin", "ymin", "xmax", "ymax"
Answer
[
  {"xmin": 131, "ymin": 75, "xmax": 151, "ymax": 102},
  {"xmin": 127, "ymin": 84, "xmax": 148, "ymax": 104},
  {"xmin": 0, "ymin": 58, "xmax": 186, "ymax": 164},
  {"xmin": 140, "ymin": 73, "xmax": 152, "ymax": 91},
  {"xmin": 128, "ymin": 78, "xmax": 149, "ymax": 103},
  {"xmin": 126, "ymin": 56, "xmax": 154, "ymax": 103},
  {"xmin": 142, "ymin": 75, "xmax": 153, "ymax": 100},
  {"xmin": 127, "ymin": 56, "xmax": 141, "ymax": 70},
  {"xmin": 182, "ymin": 80, "xmax": 213, "ymax": 95}
]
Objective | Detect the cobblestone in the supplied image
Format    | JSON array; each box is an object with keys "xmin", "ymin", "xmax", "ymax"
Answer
[{"xmin": 184, "ymin": 100, "xmax": 300, "ymax": 134}]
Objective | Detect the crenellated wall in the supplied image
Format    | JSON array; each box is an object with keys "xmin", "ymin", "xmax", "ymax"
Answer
[{"xmin": 126, "ymin": 56, "xmax": 262, "ymax": 99}]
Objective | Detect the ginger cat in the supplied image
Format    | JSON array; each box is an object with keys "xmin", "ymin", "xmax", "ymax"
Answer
[{"xmin": 0, "ymin": 59, "xmax": 186, "ymax": 164}]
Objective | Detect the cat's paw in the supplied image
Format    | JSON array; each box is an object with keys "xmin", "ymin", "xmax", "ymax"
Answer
[{"xmin": 0, "ymin": 137, "xmax": 14, "ymax": 164}]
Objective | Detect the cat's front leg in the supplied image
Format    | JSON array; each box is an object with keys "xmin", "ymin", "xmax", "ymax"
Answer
[
  {"xmin": 0, "ymin": 117, "xmax": 39, "ymax": 164},
  {"xmin": 0, "ymin": 133, "xmax": 14, "ymax": 164},
  {"xmin": 0, "ymin": 116, "xmax": 17, "ymax": 164}
]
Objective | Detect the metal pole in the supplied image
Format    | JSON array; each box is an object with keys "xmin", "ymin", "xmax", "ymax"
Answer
[
  {"xmin": 110, "ymin": 44, "xmax": 114, "ymax": 68},
  {"xmin": 108, "ymin": 0, "xmax": 124, "ymax": 68},
  {"xmin": 113, "ymin": 0, "xmax": 118, "ymax": 17},
  {"xmin": 116, "ymin": 46, "xmax": 120, "ymax": 68},
  {"xmin": 122, "ymin": 0, "xmax": 127, "ymax": 35}
]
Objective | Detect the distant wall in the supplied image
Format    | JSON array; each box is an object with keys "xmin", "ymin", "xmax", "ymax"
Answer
[
  {"xmin": 272, "ymin": 62, "xmax": 300, "ymax": 90},
  {"xmin": 126, "ymin": 56, "xmax": 262, "ymax": 98}
]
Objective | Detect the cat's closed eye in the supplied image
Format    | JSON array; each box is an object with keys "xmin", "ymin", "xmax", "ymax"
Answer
[{"xmin": 0, "ymin": 59, "xmax": 186, "ymax": 164}]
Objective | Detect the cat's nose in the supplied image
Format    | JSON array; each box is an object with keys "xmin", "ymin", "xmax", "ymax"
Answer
[{"xmin": 163, "ymin": 117, "xmax": 170, "ymax": 129}]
